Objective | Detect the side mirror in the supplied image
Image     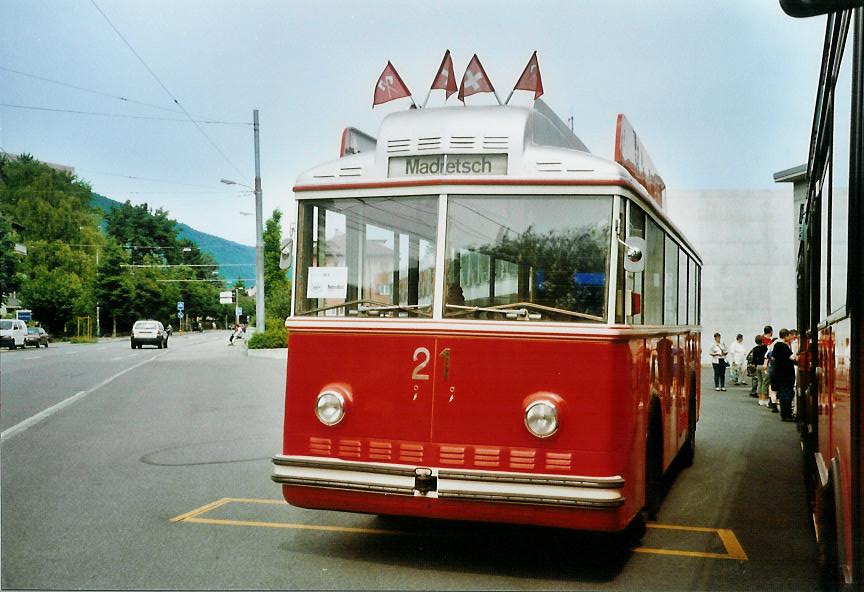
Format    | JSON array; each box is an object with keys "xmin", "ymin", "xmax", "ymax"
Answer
[
  {"xmin": 621, "ymin": 236, "xmax": 646, "ymax": 273},
  {"xmin": 279, "ymin": 237, "xmax": 293, "ymax": 270}
]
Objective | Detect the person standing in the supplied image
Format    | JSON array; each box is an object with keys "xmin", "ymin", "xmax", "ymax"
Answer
[
  {"xmin": 709, "ymin": 332, "xmax": 728, "ymax": 391},
  {"xmin": 750, "ymin": 335, "xmax": 770, "ymax": 406},
  {"xmin": 770, "ymin": 328, "xmax": 797, "ymax": 421},
  {"xmin": 729, "ymin": 333, "xmax": 747, "ymax": 385}
]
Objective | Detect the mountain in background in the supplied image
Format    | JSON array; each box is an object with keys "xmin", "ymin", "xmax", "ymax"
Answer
[{"xmin": 89, "ymin": 193, "xmax": 255, "ymax": 286}]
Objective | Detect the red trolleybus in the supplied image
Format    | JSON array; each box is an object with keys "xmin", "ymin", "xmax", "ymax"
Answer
[
  {"xmin": 272, "ymin": 98, "xmax": 702, "ymax": 538},
  {"xmin": 781, "ymin": 0, "xmax": 863, "ymax": 587}
]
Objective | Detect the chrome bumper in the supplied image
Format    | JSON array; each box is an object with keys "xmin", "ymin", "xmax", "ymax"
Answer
[{"xmin": 272, "ymin": 455, "xmax": 625, "ymax": 508}]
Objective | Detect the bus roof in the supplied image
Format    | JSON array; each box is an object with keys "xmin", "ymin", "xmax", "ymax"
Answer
[{"xmin": 294, "ymin": 102, "xmax": 700, "ymax": 263}]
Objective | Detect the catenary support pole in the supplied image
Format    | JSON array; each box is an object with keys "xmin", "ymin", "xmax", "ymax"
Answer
[{"xmin": 253, "ymin": 109, "xmax": 265, "ymax": 332}]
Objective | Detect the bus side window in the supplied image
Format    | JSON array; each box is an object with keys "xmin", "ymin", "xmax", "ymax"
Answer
[
  {"xmin": 644, "ymin": 217, "xmax": 664, "ymax": 324},
  {"xmin": 678, "ymin": 247, "xmax": 688, "ymax": 325},
  {"xmin": 626, "ymin": 201, "xmax": 645, "ymax": 324},
  {"xmin": 688, "ymin": 256, "xmax": 697, "ymax": 325},
  {"xmin": 664, "ymin": 236, "xmax": 678, "ymax": 325}
]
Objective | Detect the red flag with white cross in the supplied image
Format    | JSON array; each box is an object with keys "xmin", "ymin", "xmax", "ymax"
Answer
[
  {"xmin": 458, "ymin": 54, "xmax": 495, "ymax": 102},
  {"xmin": 512, "ymin": 51, "xmax": 544, "ymax": 100},
  {"xmin": 373, "ymin": 61, "xmax": 413, "ymax": 107},
  {"xmin": 430, "ymin": 50, "xmax": 457, "ymax": 100}
]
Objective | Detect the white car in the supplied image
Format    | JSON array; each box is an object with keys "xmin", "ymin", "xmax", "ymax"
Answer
[
  {"xmin": 0, "ymin": 319, "xmax": 28, "ymax": 350},
  {"xmin": 130, "ymin": 320, "xmax": 169, "ymax": 349}
]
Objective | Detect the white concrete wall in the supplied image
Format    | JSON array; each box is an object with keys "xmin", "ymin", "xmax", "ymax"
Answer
[{"xmin": 665, "ymin": 189, "xmax": 796, "ymax": 363}]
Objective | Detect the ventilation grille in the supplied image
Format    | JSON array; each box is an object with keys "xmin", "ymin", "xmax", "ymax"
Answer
[
  {"xmin": 399, "ymin": 443, "xmax": 424, "ymax": 464},
  {"xmin": 417, "ymin": 136, "xmax": 442, "ymax": 151},
  {"xmin": 474, "ymin": 447, "xmax": 501, "ymax": 468},
  {"xmin": 338, "ymin": 166, "xmax": 363, "ymax": 178},
  {"xmin": 386, "ymin": 136, "xmax": 510, "ymax": 154},
  {"xmin": 440, "ymin": 446, "xmax": 466, "ymax": 466},
  {"xmin": 509, "ymin": 449, "xmax": 536, "ymax": 470}
]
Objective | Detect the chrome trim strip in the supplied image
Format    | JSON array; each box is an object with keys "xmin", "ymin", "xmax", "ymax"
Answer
[
  {"xmin": 272, "ymin": 455, "xmax": 625, "ymax": 508},
  {"xmin": 437, "ymin": 468, "xmax": 624, "ymax": 489}
]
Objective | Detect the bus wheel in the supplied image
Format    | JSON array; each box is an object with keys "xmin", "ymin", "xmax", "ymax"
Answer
[
  {"xmin": 818, "ymin": 480, "xmax": 840, "ymax": 591},
  {"xmin": 644, "ymin": 410, "xmax": 663, "ymax": 521},
  {"xmin": 680, "ymin": 391, "xmax": 697, "ymax": 467}
]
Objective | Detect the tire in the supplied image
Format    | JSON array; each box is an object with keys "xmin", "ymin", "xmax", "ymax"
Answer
[
  {"xmin": 644, "ymin": 403, "xmax": 664, "ymax": 521},
  {"xmin": 131, "ymin": 341, "xmax": 136, "ymax": 349},
  {"xmin": 680, "ymin": 391, "xmax": 697, "ymax": 467},
  {"xmin": 818, "ymin": 480, "xmax": 840, "ymax": 591},
  {"xmin": 164, "ymin": 339, "xmax": 168, "ymax": 349},
  {"xmin": 157, "ymin": 340, "xmax": 163, "ymax": 349}
]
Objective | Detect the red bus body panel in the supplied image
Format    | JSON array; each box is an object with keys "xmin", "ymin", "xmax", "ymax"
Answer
[
  {"xmin": 279, "ymin": 324, "xmax": 700, "ymax": 532},
  {"xmin": 819, "ymin": 320, "xmax": 854, "ymax": 577}
]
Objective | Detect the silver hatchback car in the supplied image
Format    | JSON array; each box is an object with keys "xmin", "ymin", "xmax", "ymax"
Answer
[{"xmin": 130, "ymin": 320, "xmax": 168, "ymax": 349}]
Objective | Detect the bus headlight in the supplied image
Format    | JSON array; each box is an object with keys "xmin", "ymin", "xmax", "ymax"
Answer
[
  {"xmin": 315, "ymin": 391, "xmax": 346, "ymax": 426},
  {"xmin": 524, "ymin": 401, "xmax": 558, "ymax": 438}
]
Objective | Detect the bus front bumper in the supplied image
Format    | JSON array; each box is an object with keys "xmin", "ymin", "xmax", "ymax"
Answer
[{"xmin": 272, "ymin": 455, "xmax": 625, "ymax": 509}]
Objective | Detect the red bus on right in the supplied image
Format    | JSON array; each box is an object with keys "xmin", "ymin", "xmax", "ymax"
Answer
[{"xmin": 781, "ymin": 1, "xmax": 863, "ymax": 589}]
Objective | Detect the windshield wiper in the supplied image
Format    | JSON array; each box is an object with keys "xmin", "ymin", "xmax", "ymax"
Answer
[
  {"xmin": 445, "ymin": 304, "xmax": 542, "ymax": 320},
  {"xmin": 446, "ymin": 302, "xmax": 604, "ymax": 322},
  {"xmin": 351, "ymin": 304, "xmax": 432, "ymax": 318}
]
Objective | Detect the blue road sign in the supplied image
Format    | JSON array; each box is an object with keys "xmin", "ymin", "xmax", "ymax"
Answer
[
  {"xmin": 177, "ymin": 301, "xmax": 185, "ymax": 311},
  {"xmin": 177, "ymin": 311, "xmax": 184, "ymax": 319}
]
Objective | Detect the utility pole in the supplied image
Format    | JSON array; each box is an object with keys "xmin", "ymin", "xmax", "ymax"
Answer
[{"xmin": 253, "ymin": 109, "xmax": 265, "ymax": 332}]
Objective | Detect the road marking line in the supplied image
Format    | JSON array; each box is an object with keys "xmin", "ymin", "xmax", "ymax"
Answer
[
  {"xmin": 182, "ymin": 517, "xmax": 408, "ymax": 536},
  {"xmin": 0, "ymin": 355, "xmax": 159, "ymax": 443},
  {"xmin": 172, "ymin": 498, "xmax": 748, "ymax": 559},
  {"xmin": 63, "ymin": 351, "xmax": 79, "ymax": 355},
  {"xmin": 717, "ymin": 528, "xmax": 749, "ymax": 560}
]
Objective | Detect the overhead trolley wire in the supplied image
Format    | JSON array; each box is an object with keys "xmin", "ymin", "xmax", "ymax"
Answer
[
  {"xmin": 89, "ymin": 0, "xmax": 249, "ymax": 182},
  {"xmin": 0, "ymin": 65, "xmax": 248, "ymax": 126},
  {"xmin": 0, "ymin": 103, "xmax": 249, "ymax": 126}
]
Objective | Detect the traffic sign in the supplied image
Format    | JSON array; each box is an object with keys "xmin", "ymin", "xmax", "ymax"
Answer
[
  {"xmin": 219, "ymin": 291, "xmax": 233, "ymax": 304},
  {"xmin": 177, "ymin": 301, "xmax": 185, "ymax": 311},
  {"xmin": 177, "ymin": 311, "xmax": 184, "ymax": 319},
  {"xmin": 16, "ymin": 309, "xmax": 32, "ymax": 321}
]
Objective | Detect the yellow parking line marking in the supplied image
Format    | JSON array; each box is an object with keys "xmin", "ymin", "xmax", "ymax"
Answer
[
  {"xmin": 170, "ymin": 498, "xmax": 233, "ymax": 523},
  {"xmin": 633, "ymin": 547, "xmax": 738, "ymax": 560},
  {"xmin": 182, "ymin": 517, "xmax": 407, "ymax": 536},
  {"xmin": 716, "ymin": 528, "xmax": 749, "ymax": 560},
  {"xmin": 172, "ymin": 498, "xmax": 748, "ymax": 560}
]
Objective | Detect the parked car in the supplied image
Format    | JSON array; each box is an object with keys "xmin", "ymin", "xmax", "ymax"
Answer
[
  {"xmin": 130, "ymin": 320, "xmax": 169, "ymax": 349},
  {"xmin": 24, "ymin": 327, "xmax": 50, "ymax": 347},
  {"xmin": 0, "ymin": 319, "xmax": 28, "ymax": 350}
]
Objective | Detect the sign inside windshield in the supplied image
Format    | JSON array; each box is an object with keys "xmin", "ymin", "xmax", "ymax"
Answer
[{"xmin": 388, "ymin": 154, "xmax": 507, "ymax": 178}]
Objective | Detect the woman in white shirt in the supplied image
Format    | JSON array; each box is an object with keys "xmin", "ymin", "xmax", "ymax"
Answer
[{"xmin": 709, "ymin": 332, "xmax": 729, "ymax": 391}]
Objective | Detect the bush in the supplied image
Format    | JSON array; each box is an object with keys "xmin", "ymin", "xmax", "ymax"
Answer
[
  {"xmin": 247, "ymin": 319, "xmax": 288, "ymax": 349},
  {"xmin": 69, "ymin": 335, "xmax": 97, "ymax": 344}
]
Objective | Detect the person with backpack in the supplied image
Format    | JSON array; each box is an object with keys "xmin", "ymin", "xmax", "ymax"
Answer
[
  {"xmin": 770, "ymin": 328, "xmax": 797, "ymax": 421},
  {"xmin": 749, "ymin": 334, "xmax": 769, "ymax": 405}
]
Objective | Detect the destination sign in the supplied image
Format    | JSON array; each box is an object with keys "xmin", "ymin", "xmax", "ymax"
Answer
[{"xmin": 388, "ymin": 154, "xmax": 507, "ymax": 178}]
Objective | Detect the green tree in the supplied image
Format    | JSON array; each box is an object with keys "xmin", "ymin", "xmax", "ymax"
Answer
[
  {"xmin": 105, "ymin": 201, "xmax": 180, "ymax": 265},
  {"xmin": 0, "ymin": 216, "xmax": 24, "ymax": 305},
  {"xmin": 94, "ymin": 241, "xmax": 136, "ymax": 335},
  {"xmin": 263, "ymin": 209, "xmax": 292, "ymax": 320},
  {"xmin": 0, "ymin": 155, "xmax": 103, "ymax": 333}
]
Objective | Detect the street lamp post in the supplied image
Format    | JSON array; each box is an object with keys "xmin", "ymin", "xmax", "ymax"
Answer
[{"xmin": 220, "ymin": 108, "xmax": 265, "ymax": 333}]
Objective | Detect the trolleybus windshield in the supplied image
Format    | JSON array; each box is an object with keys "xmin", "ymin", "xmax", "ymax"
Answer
[
  {"xmin": 295, "ymin": 195, "xmax": 438, "ymax": 317},
  {"xmin": 294, "ymin": 193, "xmax": 613, "ymax": 322},
  {"xmin": 444, "ymin": 194, "xmax": 612, "ymax": 322}
]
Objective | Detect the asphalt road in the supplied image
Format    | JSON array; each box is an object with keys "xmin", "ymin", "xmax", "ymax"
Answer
[{"xmin": 1, "ymin": 334, "xmax": 820, "ymax": 590}]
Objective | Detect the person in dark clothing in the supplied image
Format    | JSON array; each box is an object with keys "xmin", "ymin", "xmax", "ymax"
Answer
[
  {"xmin": 770, "ymin": 328, "xmax": 797, "ymax": 421},
  {"xmin": 749, "ymin": 334, "xmax": 768, "ymax": 401}
]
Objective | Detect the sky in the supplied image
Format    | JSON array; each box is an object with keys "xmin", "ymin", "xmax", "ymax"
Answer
[{"xmin": 0, "ymin": 0, "xmax": 826, "ymax": 246}]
